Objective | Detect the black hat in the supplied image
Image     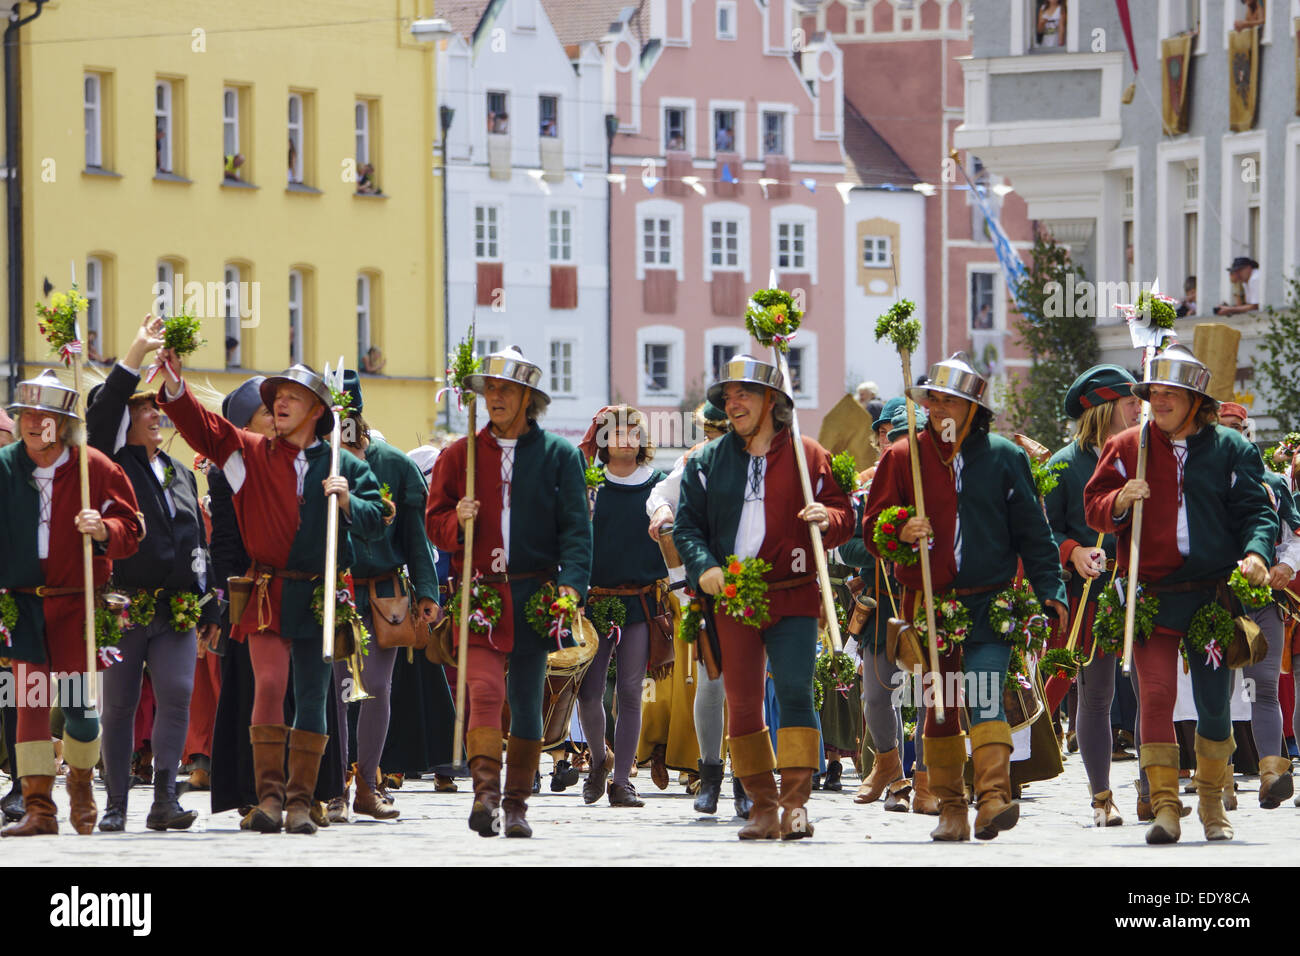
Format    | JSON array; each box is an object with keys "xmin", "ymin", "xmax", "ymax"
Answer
[
  {"xmin": 1227, "ymin": 257, "xmax": 1259, "ymax": 272},
  {"xmin": 222, "ymin": 375, "xmax": 268, "ymax": 429},
  {"xmin": 342, "ymin": 369, "xmax": 363, "ymax": 413},
  {"xmin": 1064, "ymin": 364, "xmax": 1137, "ymax": 419}
]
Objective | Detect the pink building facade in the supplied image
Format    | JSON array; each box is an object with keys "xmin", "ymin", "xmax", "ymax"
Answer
[{"xmin": 605, "ymin": 0, "xmax": 846, "ymax": 438}]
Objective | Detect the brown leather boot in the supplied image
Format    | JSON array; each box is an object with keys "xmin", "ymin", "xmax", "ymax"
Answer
[
  {"xmin": 1193, "ymin": 734, "xmax": 1234, "ymax": 842},
  {"xmin": 245, "ymin": 724, "xmax": 289, "ymax": 833},
  {"xmin": 777, "ymin": 727, "xmax": 820, "ymax": 840},
  {"xmin": 1092, "ymin": 789, "xmax": 1123, "ymax": 827},
  {"xmin": 1142, "ymin": 743, "xmax": 1183, "ymax": 845},
  {"xmin": 882, "ymin": 778, "xmax": 912, "ymax": 812},
  {"xmin": 911, "ymin": 770, "xmax": 941, "ymax": 815},
  {"xmin": 854, "ymin": 746, "xmax": 903, "ymax": 804},
  {"xmin": 1222, "ymin": 763, "xmax": 1238, "ymax": 811},
  {"xmin": 63, "ymin": 734, "xmax": 101, "ymax": 835},
  {"xmin": 502, "ymin": 736, "xmax": 543, "ymax": 838},
  {"xmin": 284, "ymin": 729, "xmax": 329, "ymax": 835},
  {"xmin": 0, "ymin": 776, "xmax": 58, "ymax": 837},
  {"xmin": 354, "ymin": 773, "xmax": 400, "ymax": 820},
  {"xmin": 971, "ymin": 722, "xmax": 1018, "ymax": 840},
  {"xmin": 466, "ymin": 727, "xmax": 503, "ymax": 837},
  {"xmin": 924, "ymin": 734, "xmax": 970, "ymax": 842},
  {"xmin": 730, "ymin": 728, "xmax": 780, "ymax": 840},
  {"xmin": 1259, "ymin": 755, "xmax": 1294, "ymax": 809}
]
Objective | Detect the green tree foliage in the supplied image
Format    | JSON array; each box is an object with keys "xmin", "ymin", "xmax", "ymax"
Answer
[{"xmin": 1256, "ymin": 276, "xmax": 1300, "ymax": 436}]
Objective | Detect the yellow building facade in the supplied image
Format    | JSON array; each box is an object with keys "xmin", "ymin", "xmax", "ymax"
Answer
[{"xmin": 16, "ymin": 0, "xmax": 444, "ymax": 452}]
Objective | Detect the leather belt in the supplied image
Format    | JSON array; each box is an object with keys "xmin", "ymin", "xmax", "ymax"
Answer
[
  {"xmin": 950, "ymin": 580, "xmax": 1012, "ymax": 598},
  {"xmin": 249, "ymin": 563, "xmax": 323, "ymax": 632},
  {"xmin": 1145, "ymin": 577, "xmax": 1224, "ymax": 594},
  {"xmin": 588, "ymin": 584, "xmax": 655, "ymax": 598},
  {"xmin": 768, "ymin": 574, "xmax": 816, "ymax": 592},
  {"xmin": 252, "ymin": 563, "xmax": 321, "ymax": 583},
  {"xmin": 13, "ymin": 586, "xmax": 83, "ymax": 597},
  {"xmin": 469, "ymin": 568, "xmax": 554, "ymax": 586}
]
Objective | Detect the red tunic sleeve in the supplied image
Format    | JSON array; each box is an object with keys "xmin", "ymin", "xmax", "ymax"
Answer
[{"xmin": 158, "ymin": 381, "xmax": 255, "ymax": 470}]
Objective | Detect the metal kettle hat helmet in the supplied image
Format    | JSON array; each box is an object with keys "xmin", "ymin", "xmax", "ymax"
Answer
[
  {"xmin": 260, "ymin": 364, "xmax": 335, "ymax": 438},
  {"xmin": 1131, "ymin": 344, "xmax": 1215, "ymax": 406},
  {"xmin": 706, "ymin": 354, "xmax": 793, "ymax": 410},
  {"xmin": 8, "ymin": 369, "xmax": 81, "ymax": 421},
  {"xmin": 905, "ymin": 351, "xmax": 991, "ymax": 411},
  {"xmin": 464, "ymin": 346, "xmax": 550, "ymax": 409}
]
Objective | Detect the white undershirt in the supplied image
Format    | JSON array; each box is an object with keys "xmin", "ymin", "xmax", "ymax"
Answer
[
  {"xmin": 1171, "ymin": 439, "xmax": 1190, "ymax": 557},
  {"xmin": 150, "ymin": 455, "xmax": 177, "ymax": 516},
  {"xmin": 34, "ymin": 448, "xmax": 71, "ymax": 560},
  {"xmin": 952, "ymin": 452, "xmax": 965, "ymax": 572},
  {"xmin": 734, "ymin": 455, "xmax": 767, "ymax": 560},
  {"xmin": 604, "ymin": 463, "xmax": 653, "ymax": 486},
  {"xmin": 646, "ymin": 455, "xmax": 686, "ymax": 518},
  {"xmin": 498, "ymin": 438, "xmax": 517, "ymax": 561}
]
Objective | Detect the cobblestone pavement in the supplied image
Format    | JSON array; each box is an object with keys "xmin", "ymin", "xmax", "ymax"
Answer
[{"xmin": 2, "ymin": 749, "xmax": 1296, "ymax": 865}]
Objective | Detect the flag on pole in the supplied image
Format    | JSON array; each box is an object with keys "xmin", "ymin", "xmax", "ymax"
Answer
[{"xmin": 968, "ymin": 180, "xmax": 1031, "ymax": 314}]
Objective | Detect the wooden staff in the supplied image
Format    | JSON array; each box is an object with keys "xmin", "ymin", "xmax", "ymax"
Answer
[
  {"xmin": 898, "ymin": 348, "xmax": 944, "ymax": 724},
  {"xmin": 1121, "ymin": 409, "xmax": 1150, "ymax": 676},
  {"xmin": 1065, "ymin": 532, "xmax": 1106, "ymax": 653},
  {"xmin": 72, "ymin": 333, "xmax": 97, "ymax": 710},
  {"xmin": 770, "ymin": 345, "xmax": 843, "ymax": 654},
  {"xmin": 321, "ymin": 359, "xmax": 345, "ymax": 663},
  {"xmin": 451, "ymin": 400, "xmax": 477, "ymax": 769}
]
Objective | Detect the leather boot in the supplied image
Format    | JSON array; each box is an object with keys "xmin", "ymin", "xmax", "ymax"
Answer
[
  {"xmin": 1092, "ymin": 789, "xmax": 1123, "ymax": 827},
  {"xmin": 63, "ymin": 734, "xmax": 101, "ymax": 835},
  {"xmin": 1193, "ymin": 734, "xmax": 1234, "ymax": 841},
  {"xmin": 971, "ymin": 722, "xmax": 1018, "ymax": 840},
  {"xmin": 582, "ymin": 750, "xmax": 611, "ymax": 805},
  {"xmin": 1141, "ymin": 743, "xmax": 1183, "ymax": 845},
  {"xmin": 882, "ymin": 778, "xmax": 912, "ymax": 812},
  {"xmin": 911, "ymin": 770, "xmax": 941, "ymax": 815},
  {"xmin": 1, "ymin": 779, "xmax": 24, "ymax": 823},
  {"xmin": 732, "ymin": 773, "xmax": 752, "ymax": 819},
  {"xmin": 1258, "ymin": 755, "xmax": 1294, "ymax": 809},
  {"xmin": 354, "ymin": 773, "xmax": 400, "ymax": 820},
  {"xmin": 693, "ymin": 761, "xmax": 724, "ymax": 815},
  {"xmin": 0, "ymin": 776, "xmax": 58, "ymax": 837},
  {"xmin": 245, "ymin": 724, "xmax": 289, "ymax": 833},
  {"xmin": 777, "ymin": 727, "xmax": 820, "ymax": 840},
  {"xmin": 146, "ymin": 769, "xmax": 198, "ymax": 831},
  {"xmin": 284, "ymin": 729, "xmax": 329, "ymax": 835},
  {"xmin": 1222, "ymin": 763, "xmax": 1238, "ymax": 811},
  {"xmin": 924, "ymin": 735, "xmax": 970, "ymax": 842},
  {"xmin": 854, "ymin": 746, "xmax": 903, "ymax": 804},
  {"xmin": 99, "ymin": 795, "xmax": 128, "ymax": 832},
  {"xmin": 731, "ymin": 729, "xmax": 780, "ymax": 840},
  {"xmin": 502, "ymin": 737, "xmax": 543, "ymax": 838},
  {"xmin": 466, "ymin": 727, "xmax": 502, "ymax": 837}
]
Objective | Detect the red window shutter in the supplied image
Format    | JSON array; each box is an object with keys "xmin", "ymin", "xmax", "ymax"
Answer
[
  {"xmin": 549, "ymin": 265, "xmax": 578, "ymax": 309},
  {"xmin": 763, "ymin": 155, "xmax": 791, "ymax": 199},
  {"xmin": 663, "ymin": 150, "xmax": 691, "ymax": 197},
  {"xmin": 476, "ymin": 262, "xmax": 503, "ymax": 306},
  {"xmin": 710, "ymin": 271, "xmax": 744, "ymax": 316},
  {"xmin": 643, "ymin": 269, "xmax": 678, "ymax": 314}
]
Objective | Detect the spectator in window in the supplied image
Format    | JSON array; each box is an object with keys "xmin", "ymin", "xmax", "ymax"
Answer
[
  {"xmin": 540, "ymin": 119, "xmax": 556, "ymax": 138},
  {"xmin": 362, "ymin": 346, "xmax": 386, "ymax": 374},
  {"xmin": 972, "ymin": 303, "xmax": 993, "ymax": 330},
  {"xmin": 764, "ymin": 130, "xmax": 779, "ymax": 154},
  {"xmin": 288, "ymin": 138, "xmax": 298, "ymax": 184},
  {"xmin": 1036, "ymin": 0, "xmax": 1065, "ymax": 47},
  {"xmin": 492, "ymin": 112, "xmax": 509, "ymax": 134},
  {"xmin": 156, "ymin": 127, "xmax": 167, "ymax": 174},
  {"xmin": 1234, "ymin": 0, "xmax": 1265, "ymax": 31},
  {"xmin": 86, "ymin": 330, "xmax": 107, "ymax": 365},
  {"xmin": 223, "ymin": 153, "xmax": 245, "ymax": 182},
  {"xmin": 667, "ymin": 134, "xmax": 685, "ymax": 151},
  {"xmin": 1213, "ymin": 257, "xmax": 1260, "ymax": 316},
  {"xmin": 715, "ymin": 125, "xmax": 734, "ymax": 152},
  {"xmin": 1176, "ymin": 276, "xmax": 1198, "ymax": 318},
  {"xmin": 356, "ymin": 163, "xmax": 379, "ymax": 195}
]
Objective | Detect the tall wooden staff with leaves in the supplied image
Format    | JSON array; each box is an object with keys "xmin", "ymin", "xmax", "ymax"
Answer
[
  {"xmin": 744, "ymin": 284, "xmax": 842, "ymax": 653},
  {"xmin": 439, "ymin": 326, "xmax": 480, "ymax": 768},
  {"xmin": 321, "ymin": 358, "xmax": 347, "ymax": 663},
  {"xmin": 36, "ymin": 272, "xmax": 98, "ymax": 707},
  {"xmin": 874, "ymin": 299, "xmax": 944, "ymax": 723}
]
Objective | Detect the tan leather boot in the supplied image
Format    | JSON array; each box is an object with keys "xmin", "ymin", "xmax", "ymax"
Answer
[
  {"xmin": 971, "ymin": 721, "xmax": 1018, "ymax": 840},
  {"xmin": 466, "ymin": 727, "xmax": 503, "ymax": 837},
  {"xmin": 1258, "ymin": 755, "xmax": 1294, "ymax": 809},
  {"xmin": 777, "ymin": 727, "xmax": 820, "ymax": 840},
  {"xmin": 1141, "ymin": 743, "xmax": 1183, "ymax": 844},
  {"xmin": 854, "ymin": 746, "xmax": 903, "ymax": 804},
  {"xmin": 883, "ymin": 777, "xmax": 912, "ymax": 812},
  {"xmin": 354, "ymin": 773, "xmax": 400, "ymax": 820},
  {"xmin": 911, "ymin": 770, "xmax": 941, "ymax": 815},
  {"xmin": 63, "ymin": 734, "xmax": 101, "ymax": 835},
  {"xmin": 730, "ymin": 729, "xmax": 780, "ymax": 840},
  {"xmin": 0, "ymin": 776, "xmax": 58, "ymax": 837},
  {"xmin": 1193, "ymin": 734, "xmax": 1234, "ymax": 842},
  {"xmin": 1222, "ymin": 763, "xmax": 1237, "ymax": 811},
  {"xmin": 245, "ymin": 724, "xmax": 289, "ymax": 833},
  {"xmin": 924, "ymin": 734, "xmax": 970, "ymax": 842},
  {"xmin": 502, "ymin": 736, "xmax": 543, "ymax": 838},
  {"xmin": 284, "ymin": 729, "xmax": 329, "ymax": 835},
  {"xmin": 1092, "ymin": 789, "xmax": 1123, "ymax": 827}
]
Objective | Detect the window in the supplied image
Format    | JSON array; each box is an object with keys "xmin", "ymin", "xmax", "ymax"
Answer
[
  {"xmin": 85, "ymin": 257, "xmax": 104, "ymax": 358},
  {"xmin": 155, "ymin": 260, "xmax": 175, "ymax": 317},
  {"xmin": 289, "ymin": 269, "xmax": 303, "ymax": 364},
  {"xmin": 288, "ymin": 94, "xmax": 304, "ymax": 184},
  {"xmin": 786, "ymin": 346, "xmax": 806, "ymax": 395},
  {"xmin": 548, "ymin": 208, "xmax": 572, "ymax": 262},
  {"xmin": 356, "ymin": 274, "xmax": 372, "ymax": 365},
  {"xmin": 711, "ymin": 343, "xmax": 737, "ymax": 381},
  {"xmin": 664, "ymin": 106, "xmax": 688, "ymax": 151},
  {"xmin": 644, "ymin": 343, "xmax": 671, "ymax": 392},
  {"xmin": 642, "ymin": 217, "xmax": 673, "ymax": 267},
  {"xmin": 354, "ymin": 100, "xmax": 370, "ymax": 165},
  {"xmin": 539, "ymin": 95, "xmax": 558, "ymax": 138},
  {"xmin": 487, "ymin": 91, "xmax": 508, "ymax": 133},
  {"xmin": 762, "ymin": 111, "xmax": 785, "ymax": 155},
  {"xmin": 777, "ymin": 221, "xmax": 806, "ymax": 269},
  {"xmin": 713, "ymin": 109, "xmax": 737, "ymax": 152},
  {"xmin": 862, "ymin": 235, "xmax": 891, "ymax": 267},
  {"xmin": 709, "ymin": 219, "xmax": 740, "ymax": 268},
  {"xmin": 474, "ymin": 337, "xmax": 502, "ymax": 359},
  {"xmin": 1122, "ymin": 219, "xmax": 1135, "ymax": 285},
  {"xmin": 1124, "ymin": 173, "xmax": 1135, "ymax": 211},
  {"xmin": 85, "ymin": 74, "xmax": 103, "ymax": 168},
  {"xmin": 1183, "ymin": 161, "xmax": 1199, "ymax": 277},
  {"xmin": 355, "ymin": 98, "xmax": 380, "ymax": 193},
  {"xmin": 224, "ymin": 264, "xmax": 244, "ymax": 368},
  {"xmin": 1032, "ymin": 0, "xmax": 1067, "ymax": 50},
  {"xmin": 1248, "ymin": 158, "xmax": 1261, "ymax": 260},
  {"xmin": 549, "ymin": 340, "xmax": 574, "ymax": 395},
  {"xmin": 223, "ymin": 87, "xmax": 239, "ymax": 159},
  {"xmin": 716, "ymin": 1, "xmax": 737, "ymax": 39},
  {"xmin": 475, "ymin": 205, "xmax": 501, "ymax": 260},
  {"xmin": 155, "ymin": 81, "xmax": 172, "ymax": 173},
  {"xmin": 970, "ymin": 271, "xmax": 996, "ymax": 330}
]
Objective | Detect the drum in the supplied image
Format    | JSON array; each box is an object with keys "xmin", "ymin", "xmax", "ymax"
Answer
[
  {"xmin": 541, "ymin": 614, "xmax": 599, "ymax": 752},
  {"xmin": 1005, "ymin": 664, "xmax": 1045, "ymax": 735}
]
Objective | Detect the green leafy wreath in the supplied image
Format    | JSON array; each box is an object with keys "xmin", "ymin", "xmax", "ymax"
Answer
[
  {"xmin": 1185, "ymin": 602, "xmax": 1232, "ymax": 670},
  {"xmin": 913, "ymin": 592, "xmax": 972, "ymax": 654},
  {"xmin": 311, "ymin": 571, "xmax": 370, "ymax": 654},
  {"xmin": 449, "ymin": 574, "xmax": 503, "ymax": 635},
  {"xmin": 814, "ymin": 651, "xmax": 857, "ymax": 712},
  {"xmin": 525, "ymin": 582, "xmax": 580, "ymax": 644},
  {"xmin": 0, "ymin": 590, "xmax": 18, "ymax": 647},
  {"xmin": 1039, "ymin": 646, "xmax": 1085, "ymax": 680},
  {"xmin": 988, "ymin": 580, "xmax": 1052, "ymax": 655},
  {"xmin": 1093, "ymin": 577, "xmax": 1159, "ymax": 655},
  {"xmin": 170, "ymin": 592, "xmax": 203, "ymax": 632},
  {"xmin": 873, "ymin": 505, "xmax": 920, "ymax": 566},
  {"xmin": 588, "ymin": 595, "xmax": 627, "ymax": 640},
  {"xmin": 718, "ymin": 555, "xmax": 772, "ymax": 628},
  {"xmin": 744, "ymin": 288, "xmax": 802, "ymax": 352},
  {"xmin": 873, "ymin": 299, "xmax": 920, "ymax": 354},
  {"xmin": 125, "ymin": 589, "xmax": 158, "ymax": 629}
]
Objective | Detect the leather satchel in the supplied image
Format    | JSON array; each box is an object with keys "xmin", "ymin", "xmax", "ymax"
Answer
[
  {"xmin": 424, "ymin": 615, "xmax": 456, "ymax": 667},
  {"xmin": 1215, "ymin": 580, "xmax": 1269, "ymax": 670},
  {"xmin": 368, "ymin": 575, "xmax": 429, "ymax": 650},
  {"xmin": 641, "ymin": 582, "xmax": 676, "ymax": 680},
  {"xmin": 886, "ymin": 617, "xmax": 925, "ymax": 673}
]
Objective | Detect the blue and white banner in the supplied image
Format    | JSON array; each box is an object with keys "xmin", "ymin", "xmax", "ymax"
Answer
[{"xmin": 970, "ymin": 183, "xmax": 1032, "ymax": 315}]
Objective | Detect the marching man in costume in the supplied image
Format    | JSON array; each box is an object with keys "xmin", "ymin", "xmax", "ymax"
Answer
[
  {"xmin": 863, "ymin": 353, "xmax": 1068, "ymax": 842},
  {"xmin": 156, "ymin": 348, "xmax": 387, "ymax": 835},
  {"xmin": 0, "ymin": 371, "xmax": 142, "ymax": 836},
  {"xmin": 426, "ymin": 347, "xmax": 591, "ymax": 838},
  {"xmin": 1043, "ymin": 365, "xmax": 1141, "ymax": 826},
  {"xmin": 1084, "ymin": 345, "xmax": 1275, "ymax": 844},
  {"xmin": 674, "ymin": 355, "xmax": 854, "ymax": 840}
]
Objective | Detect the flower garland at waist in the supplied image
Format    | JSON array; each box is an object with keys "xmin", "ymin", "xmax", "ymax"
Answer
[
  {"xmin": 0, "ymin": 590, "xmax": 16, "ymax": 647},
  {"xmin": 450, "ymin": 573, "xmax": 503, "ymax": 645},
  {"xmin": 1186, "ymin": 602, "xmax": 1232, "ymax": 670},
  {"xmin": 989, "ymin": 580, "xmax": 1052, "ymax": 656},
  {"xmin": 718, "ymin": 556, "xmax": 771, "ymax": 628},
  {"xmin": 913, "ymin": 593, "xmax": 971, "ymax": 654},
  {"xmin": 588, "ymin": 595, "xmax": 626, "ymax": 644},
  {"xmin": 813, "ymin": 651, "xmax": 857, "ymax": 711},
  {"xmin": 526, "ymin": 582, "xmax": 580, "ymax": 650},
  {"xmin": 1093, "ymin": 577, "xmax": 1159, "ymax": 655},
  {"xmin": 311, "ymin": 571, "xmax": 370, "ymax": 655}
]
